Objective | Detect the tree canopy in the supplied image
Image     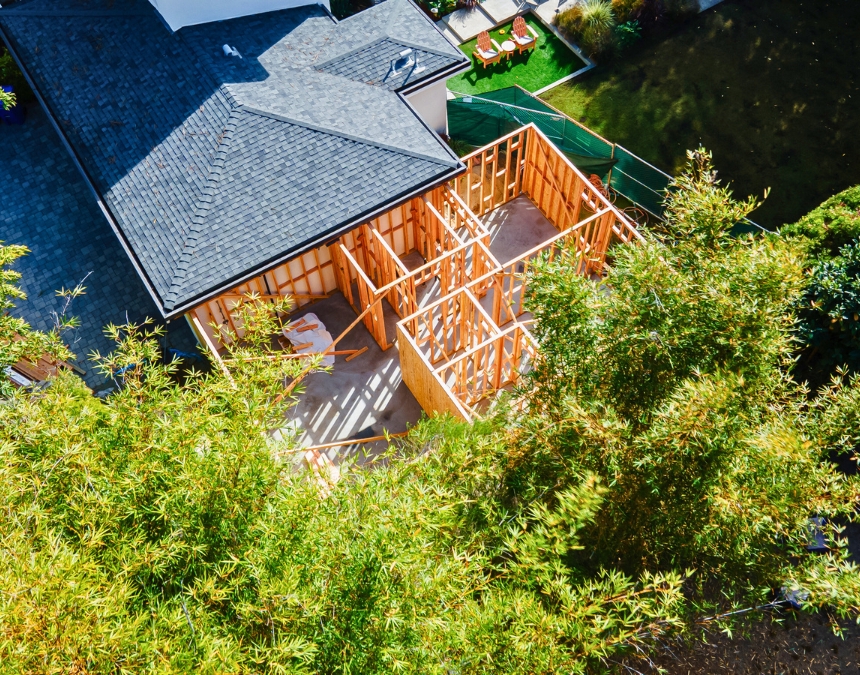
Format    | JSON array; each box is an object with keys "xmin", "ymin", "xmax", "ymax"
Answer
[
  {"xmin": 781, "ymin": 185, "xmax": 860, "ymax": 384},
  {"xmin": 1, "ymin": 151, "xmax": 859, "ymax": 674}
]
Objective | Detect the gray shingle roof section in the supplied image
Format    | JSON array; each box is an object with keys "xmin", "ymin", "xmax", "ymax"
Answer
[
  {"xmin": 324, "ymin": 0, "xmax": 464, "ymax": 63},
  {"xmin": 318, "ymin": 38, "xmax": 452, "ymax": 90},
  {"xmin": 176, "ymin": 110, "xmax": 447, "ymax": 300},
  {"xmin": 0, "ymin": 0, "xmax": 467, "ymax": 316}
]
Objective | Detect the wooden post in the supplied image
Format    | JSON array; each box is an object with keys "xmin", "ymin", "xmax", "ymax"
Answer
[{"xmin": 190, "ymin": 314, "xmax": 235, "ymax": 387}]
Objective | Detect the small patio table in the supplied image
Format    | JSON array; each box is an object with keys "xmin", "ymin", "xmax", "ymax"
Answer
[{"xmin": 500, "ymin": 40, "xmax": 517, "ymax": 59}]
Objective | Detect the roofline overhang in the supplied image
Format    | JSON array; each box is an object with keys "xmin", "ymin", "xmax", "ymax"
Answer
[
  {"xmin": 0, "ymin": 21, "xmax": 172, "ymax": 320},
  {"xmin": 170, "ymin": 160, "xmax": 466, "ymax": 319},
  {"xmin": 397, "ymin": 56, "xmax": 470, "ymax": 96},
  {"xmin": 0, "ymin": 5, "xmax": 468, "ymax": 323}
]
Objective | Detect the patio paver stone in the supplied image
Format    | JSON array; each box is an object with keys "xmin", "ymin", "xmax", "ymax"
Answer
[
  {"xmin": 437, "ymin": 6, "xmax": 494, "ymax": 42},
  {"xmin": 479, "ymin": 0, "xmax": 522, "ymax": 23}
]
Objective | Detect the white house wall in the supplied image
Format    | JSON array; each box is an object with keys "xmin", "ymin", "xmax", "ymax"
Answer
[
  {"xmin": 147, "ymin": 0, "xmax": 330, "ymax": 31},
  {"xmin": 405, "ymin": 80, "xmax": 449, "ymax": 136}
]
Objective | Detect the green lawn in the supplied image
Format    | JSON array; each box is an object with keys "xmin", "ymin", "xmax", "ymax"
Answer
[
  {"xmin": 541, "ymin": 0, "xmax": 860, "ymax": 228},
  {"xmin": 446, "ymin": 15, "xmax": 587, "ymax": 95}
]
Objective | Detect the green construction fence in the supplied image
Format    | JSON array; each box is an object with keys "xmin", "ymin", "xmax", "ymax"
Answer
[{"xmin": 447, "ymin": 87, "xmax": 672, "ymax": 217}]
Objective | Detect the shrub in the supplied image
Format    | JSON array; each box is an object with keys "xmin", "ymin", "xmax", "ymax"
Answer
[
  {"xmin": 781, "ymin": 185, "xmax": 860, "ymax": 384},
  {"xmin": 0, "ymin": 88, "xmax": 13, "ymax": 111},
  {"xmin": 515, "ymin": 149, "xmax": 860, "ymax": 629},
  {"xmin": 781, "ymin": 185, "xmax": 860, "ymax": 262},
  {"xmin": 555, "ymin": 0, "xmax": 617, "ymax": 57},
  {"xmin": 4, "ymin": 157, "xmax": 860, "ymax": 673},
  {"xmin": 0, "ymin": 46, "xmax": 33, "ymax": 102},
  {"xmin": 426, "ymin": 0, "xmax": 457, "ymax": 16},
  {"xmin": 795, "ymin": 243, "xmax": 860, "ymax": 383},
  {"xmin": 615, "ymin": 19, "xmax": 642, "ymax": 48},
  {"xmin": 611, "ymin": 0, "xmax": 646, "ymax": 22}
]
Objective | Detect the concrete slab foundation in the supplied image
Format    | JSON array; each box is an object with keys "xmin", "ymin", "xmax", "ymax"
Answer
[
  {"xmin": 282, "ymin": 293, "xmax": 423, "ymax": 465},
  {"xmin": 484, "ymin": 195, "xmax": 559, "ymax": 264}
]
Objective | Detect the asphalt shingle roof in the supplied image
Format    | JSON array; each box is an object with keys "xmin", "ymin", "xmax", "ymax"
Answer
[
  {"xmin": 0, "ymin": 0, "xmax": 468, "ymax": 316},
  {"xmin": 318, "ymin": 38, "xmax": 453, "ymax": 91},
  {"xmin": 0, "ymin": 103, "xmax": 199, "ymax": 389}
]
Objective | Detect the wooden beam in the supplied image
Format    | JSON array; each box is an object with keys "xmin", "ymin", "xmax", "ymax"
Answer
[
  {"xmin": 299, "ymin": 430, "xmax": 410, "ymax": 453},
  {"xmin": 345, "ymin": 345, "xmax": 369, "ymax": 362},
  {"xmin": 190, "ymin": 314, "xmax": 236, "ymax": 387}
]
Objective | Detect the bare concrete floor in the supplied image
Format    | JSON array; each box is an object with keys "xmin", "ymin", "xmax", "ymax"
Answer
[
  {"xmin": 282, "ymin": 293, "xmax": 423, "ymax": 465},
  {"xmin": 483, "ymin": 196, "xmax": 559, "ymax": 265},
  {"xmin": 280, "ymin": 197, "xmax": 556, "ymax": 465}
]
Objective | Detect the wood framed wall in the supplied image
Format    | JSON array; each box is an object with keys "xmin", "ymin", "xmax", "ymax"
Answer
[
  {"xmin": 396, "ymin": 287, "xmax": 539, "ymax": 419},
  {"xmin": 333, "ymin": 243, "xmax": 388, "ymax": 349},
  {"xmin": 450, "ymin": 126, "xmax": 528, "ymax": 217},
  {"xmin": 395, "ymin": 125, "xmax": 642, "ymax": 419},
  {"xmin": 188, "ymin": 196, "xmax": 423, "ymax": 349},
  {"xmin": 186, "ymin": 123, "xmax": 643, "ymax": 420},
  {"xmin": 396, "ymin": 322, "xmax": 472, "ymax": 419}
]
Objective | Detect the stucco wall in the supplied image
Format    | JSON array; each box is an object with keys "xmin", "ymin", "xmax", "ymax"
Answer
[{"xmin": 405, "ymin": 80, "xmax": 448, "ymax": 136}]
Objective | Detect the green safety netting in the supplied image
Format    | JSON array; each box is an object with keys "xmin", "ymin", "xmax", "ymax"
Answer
[
  {"xmin": 447, "ymin": 87, "xmax": 674, "ymax": 215},
  {"xmin": 608, "ymin": 145, "xmax": 672, "ymax": 217},
  {"xmin": 448, "ymin": 87, "xmax": 617, "ymax": 179}
]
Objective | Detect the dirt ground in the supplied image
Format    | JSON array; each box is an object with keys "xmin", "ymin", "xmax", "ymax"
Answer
[{"xmin": 633, "ymin": 612, "xmax": 860, "ymax": 675}]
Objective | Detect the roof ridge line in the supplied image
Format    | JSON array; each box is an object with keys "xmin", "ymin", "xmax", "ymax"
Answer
[
  {"xmin": 384, "ymin": 0, "xmax": 463, "ymax": 58},
  {"xmin": 164, "ymin": 100, "xmax": 243, "ymax": 310},
  {"xmin": 238, "ymin": 103, "xmax": 459, "ymax": 168}
]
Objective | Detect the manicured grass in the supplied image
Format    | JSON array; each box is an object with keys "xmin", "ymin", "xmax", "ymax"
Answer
[
  {"xmin": 541, "ymin": 0, "xmax": 860, "ymax": 228},
  {"xmin": 446, "ymin": 15, "xmax": 587, "ymax": 95}
]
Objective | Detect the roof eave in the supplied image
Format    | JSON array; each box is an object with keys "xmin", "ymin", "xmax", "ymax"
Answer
[
  {"xmin": 164, "ymin": 160, "xmax": 466, "ymax": 320},
  {"xmin": 396, "ymin": 56, "xmax": 471, "ymax": 95}
]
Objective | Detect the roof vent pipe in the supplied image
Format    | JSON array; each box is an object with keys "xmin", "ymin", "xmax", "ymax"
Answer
[{"xmin": 390, "ymin": 48, "xmax": 414, "ymax": 73}]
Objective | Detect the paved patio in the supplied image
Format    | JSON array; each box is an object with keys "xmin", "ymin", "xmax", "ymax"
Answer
[
  {"xmin": 438, "ymin": 0, "xmax": 578, "ymax": 43},
  {"xmin": 0, "ymin": 104, "xmax": 198, "ymax": 390}
]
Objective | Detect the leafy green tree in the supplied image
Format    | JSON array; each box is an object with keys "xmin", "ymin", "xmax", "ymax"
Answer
[
  {"xmin": 781, "ymin": 185, "xmax": 860, "ymax": 262},
  {"xmin": 1, "ymin": 153, "xmax": 859, "ymax": 675},
  {"xmin": 0, "ymin": 321, "xmax": 688, "ymax": 673},
  {"xmin": 0, "ymin": 243, "xmax": 77, "ymax": 396},
  {"xmin": 514, "ymin": 149, "xmax": 860, "ymax": 634},
  {"xmin": 795, "ymin": 242, "xmax": 860, "ymax": 380},
  {"xmin": 781, "ymin": 185, "xmax": 860, "ymax": 384}
]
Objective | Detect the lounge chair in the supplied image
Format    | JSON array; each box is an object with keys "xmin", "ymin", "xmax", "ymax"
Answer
[
  {"xmin": 511, "ymin": 16, "xmax": 539, "ymax": 54},
  {"xmin": 473, "ymin": 31, "xmax": 502, "ymax": 68}
]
